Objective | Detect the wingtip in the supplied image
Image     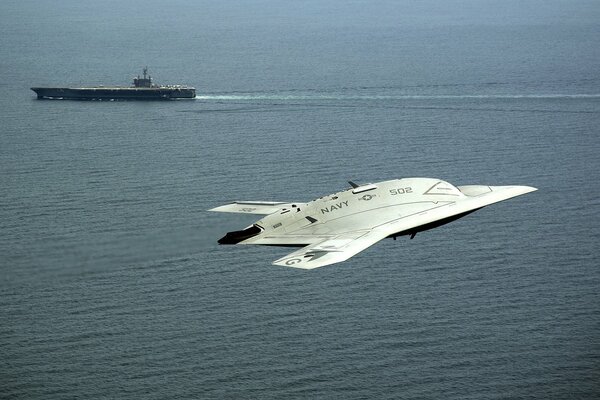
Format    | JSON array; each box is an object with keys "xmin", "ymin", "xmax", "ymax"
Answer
[{"xmin": 520, "ymin": 185, "xmax": 538, "ymax": 194}]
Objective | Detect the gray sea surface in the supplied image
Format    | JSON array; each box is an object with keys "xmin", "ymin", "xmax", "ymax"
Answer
[{"xmin": 1, "ymin": 0, "xmax": 599, "ymax": 398}]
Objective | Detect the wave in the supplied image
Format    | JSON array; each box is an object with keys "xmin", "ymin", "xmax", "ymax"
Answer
[{"xmin": 196, "ymin": 93, "xmax": 600, "ymax": 101}]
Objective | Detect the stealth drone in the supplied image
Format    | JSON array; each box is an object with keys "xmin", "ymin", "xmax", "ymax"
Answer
[{"xmin": 210, "ymin": 178, "xmax": 536, "ymax": 269}]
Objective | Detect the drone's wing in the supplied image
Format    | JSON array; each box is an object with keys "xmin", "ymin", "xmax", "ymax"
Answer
[
  {"xmin": 209, "ymin": 201, "xmax": 306, "ymax": 215},
  {"xmin": 272, "ymin": 229, "xmax": 391, "ymax": 269}
]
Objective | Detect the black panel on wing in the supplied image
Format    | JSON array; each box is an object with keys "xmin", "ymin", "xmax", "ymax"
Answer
[{"xmin": 218, "ymin": 225, "xmax": 262, "ymax": 245}]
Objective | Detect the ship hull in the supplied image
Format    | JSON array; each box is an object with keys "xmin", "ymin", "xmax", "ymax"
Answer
[{"xmin": 31, "ymin": 87, "xmax": 196, "ymax": 100}]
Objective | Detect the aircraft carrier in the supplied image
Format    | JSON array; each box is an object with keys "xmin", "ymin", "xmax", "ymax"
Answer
[{"xmin": 31, "ymin": 68, "xmax": 195, "ymax": 100}]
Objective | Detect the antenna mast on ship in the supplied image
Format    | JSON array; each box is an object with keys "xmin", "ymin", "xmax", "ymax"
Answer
[{"xmin": 134, "ymin": 67, "xmax": 153, "ymax": 88}]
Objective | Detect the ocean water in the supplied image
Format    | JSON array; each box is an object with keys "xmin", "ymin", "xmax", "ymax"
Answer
[{"xmin": 1, "ymin": 0, "xmax": 599, "ymax": 398}]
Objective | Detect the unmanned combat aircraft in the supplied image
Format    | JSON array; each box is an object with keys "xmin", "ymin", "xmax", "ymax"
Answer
[{"xmin": 210, "ymin": 178, "xmax": 536, "ymax": 269}]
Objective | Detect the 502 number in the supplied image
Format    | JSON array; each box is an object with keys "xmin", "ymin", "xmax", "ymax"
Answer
[{"xmin": 389, "ymin": 187, "xmax": 413, "ymax": 195}]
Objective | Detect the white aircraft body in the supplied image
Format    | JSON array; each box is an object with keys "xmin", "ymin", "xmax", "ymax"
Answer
[{"xmin": 210, "ymin": 178, "xmax": 536, "ymax": 269}]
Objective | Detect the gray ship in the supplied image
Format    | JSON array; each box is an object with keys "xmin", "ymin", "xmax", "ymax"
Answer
[{"xmin": 31, "ymin": 68, "xmax": 196, "ymax": 100}]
